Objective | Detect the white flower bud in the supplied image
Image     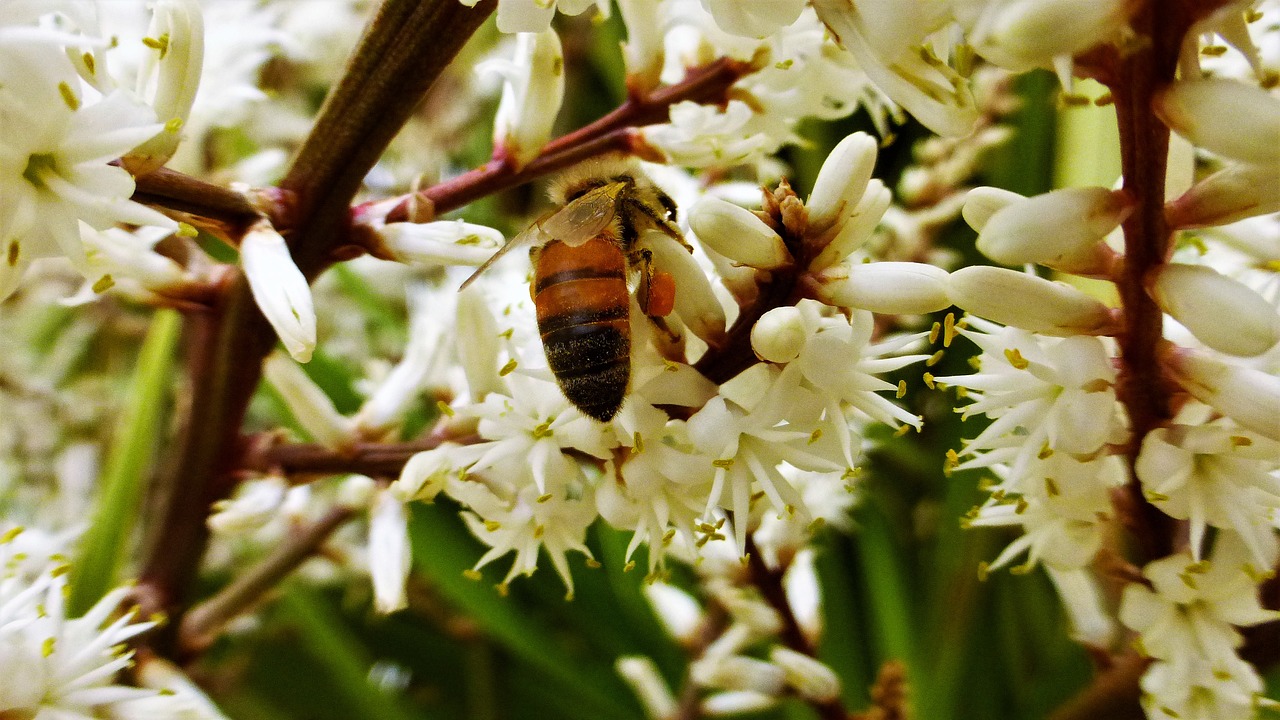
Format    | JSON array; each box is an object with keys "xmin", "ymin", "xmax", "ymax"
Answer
[
  {"xmin": 482, "ymin": 30, "xmax": 564, "ymax": 169},
  {"xmin": 973, "ymin": 187, "xmax": 1130, "ymax": 267},
  {"xmin": 972, "ymin": 0, "xmax": 1130, "ymax": 72},
  {"xmin": 690, "ymin": 198, "xmax": 791, "ymax": 270},
  {"xmin": 783, "ymin": 549, "xmax": 822, "ymax": 642},
  {"xmin": 751, "ymin": 306, "xmax": 806, "ymax": 363},
  {"xmin": 810, "ymin": 179, "xmax": 891, "ymax": 271},
  {"xmin": 817, "ymin": 261, "xmax": 951, "ymax": 314},
  {"xmin": 456, "ymin": 285, "xmax": 505, "ymax": 401},
  {"xmin": 618, "ymin": 0, "xmax": 664, "ymax": 94},
  {"xmin": 691, "ymin": 655, "xmax": 785, "ymax": 694},
  {"xmin": 643, "ymin": 232, "xmax": 727, "ymax": 345},
  {"xmin": 961, "ymin": 186, "xmax": 1022, "ymax": 231},
  {"xmin": 1149, "ymin": 263, "xmax": 1280, "ymax": 357},
  {"xmin": 122, "ymin": 0, "xmax": 204, "ymax": 176},
  {"xmin": 616, "ymin": 656, "xmax": 677, "ymax": 720},
  {"xmin": 807, "ymin": 132, "xmax": 878, "ymax": 231},
  {"xmin": 948, "ymin": 266, "xmax": 1117, "ymax": 337},
  {"xmin": 1167, "ymin": 350, "xmax": 1280, "ymax": 441},
  {"xmin": 643, "ymin": 582, "xmax": 703, "ymax": 644},
  {"xmin": 263, "ymin": 353, "xmax": 354, "ymax": 448},
  {"xmin": 769, "ymin": 647, "xmax": 841, "ymax": 702},
  {"xmin": 393, "ymin": 450, "xmax": 452, "ymax": 504},
  {"xmin": 701, "ymin": 690, "xmax": 778, "ymax": 716},
  {"xmin": 1165, "ymin": 162, "xmax": 1280, "ymax": 230},
  {"xmin": 242, "ymin": 220, "xmax": 316, "ymax": 363},
  {"xmin": 1045, "ymin": 567, "xmax": 1115, "ymax": 646},
  {"xmin": 207, "ymin": 477, "xmax": 287, "ymax": 534},
  {"xmin": 378, "ymin": 221, "xmax": 504, "ymax": 267},
  {"xmin": 337, "ymin": 474, "xmax": 378, "ymax": 508},
  {"xmin": 369, "ymin": 489, "xmax": 411, "ymax": 613},
  {"xmin": 1155, "ymin": 79, "xmax": 1280, "ymax": 164}
]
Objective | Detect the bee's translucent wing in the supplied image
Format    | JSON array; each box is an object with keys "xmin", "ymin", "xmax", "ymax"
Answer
[
  {"xmin": 537, "ymin": 181, "xmax": 625, "ymax": 247},
  {"xmin": 458, "ymin": 221, "xmax": 544, "ymax": 291},
  {"xmin": 458, "ymin": 181, "xmax": 625, "ymax": 291}
]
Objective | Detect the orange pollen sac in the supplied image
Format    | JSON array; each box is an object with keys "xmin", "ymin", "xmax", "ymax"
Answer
[{"xmin": 645, "ymin": 270, "xmax": 676, "ymax": 317}]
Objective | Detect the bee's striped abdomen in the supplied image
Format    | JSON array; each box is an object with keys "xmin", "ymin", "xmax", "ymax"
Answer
[{"xmin": 533, "ymin": 238, "xmax": 632, "ymax": 421}]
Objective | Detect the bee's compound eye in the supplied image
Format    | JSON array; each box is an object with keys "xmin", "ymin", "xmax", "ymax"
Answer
[{"xmin": 641, "ymin": 270, "xmax": 677, "ymax": 318}]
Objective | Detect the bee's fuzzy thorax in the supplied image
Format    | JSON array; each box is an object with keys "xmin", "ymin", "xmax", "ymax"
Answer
[{"xmin": 548, "ymin": 156, "xmax": 646, "ymax": 205}]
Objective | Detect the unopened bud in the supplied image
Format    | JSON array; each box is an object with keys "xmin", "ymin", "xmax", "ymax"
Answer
[
  {"xmin": 242, "ymin": 220, "xmax": 316, "ymax": 362},
  {"xmin": 263, "ymin": 353, "xmax": 353, "ymax": 447},
  {"xmin": 1166, "ymin": 349, "xmax": 1280, "ymax": 441},
  {"xmin": 378, "ymin": 221, "xmax": 504, "ymax": 267},
  {"xmin": 484, "ymin": 30, "xmax": 565, "ymax": 169},
  {"xmin": 1155, "ymin": 79, "xmax": 1280, "ymax": 164},
  {"xmin": 769, "ymin": 647, "xmax": 841, "ymax": 702},
  {"xmin": 972, "ymin": 187, "xmax": 1130, "ymax": 268},
  {"xmin": 616, "ymin": 656, "xmax": 677, "ymax": 720},
  {"xmin": 817, "ymin": 261, "xmax": 951, "ymax": 314},
  {"xmin": 644, "ymin": 232, "xmax": 727, "ymax": 346},
  {"xmin": 1165, "ymin": 162, "xmax": 1280, "ymax": 229},
  {"xmin": 643, "ymin": 582, "xmax": 703, "ymax": 644},
  {"xmin": 948, "ymin": 266, "xmax": 1117, "ymax": 336},
  {"xmin": 691, "ymin": 655, "xmax": 785, "ymax": 695},
  {"xmin": 807, "ymin": 132, "xmax": 878, "ymax": 231},
  {"xmin": 690, "ymin": 197, "xmax": 791, "ymax": 270},
  {"xmin": 1149, "ymin": 263, "xmax": 1280, "ymax": 357},
  {"xmin": 752, "ymin": 306, "xmax": 806, "ymax": 363},
  {"xmin": 973, "ymin": 0, "xmax": 1130, "ymax": 72}
]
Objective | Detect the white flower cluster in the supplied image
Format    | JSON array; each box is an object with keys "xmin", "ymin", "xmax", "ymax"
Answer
[
  {"xmin": 931, "ymin": 3, "xmax": 1280, "ymax": 715},
  {"xmin": 0, "ymin": 527, "xmax": 229, "ymax": 719},
  {"xmin": 383, "ymin": 135, "xmax": 938, "ymax": 601}
]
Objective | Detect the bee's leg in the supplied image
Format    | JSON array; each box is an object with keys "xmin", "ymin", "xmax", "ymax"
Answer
[
  {"xmin": 635, "ymin": 249, "xmax": 681, "ymax": 345},
  {"xmin": 629, "ymin": 196, "xmax": 693, "ymax": 252}
]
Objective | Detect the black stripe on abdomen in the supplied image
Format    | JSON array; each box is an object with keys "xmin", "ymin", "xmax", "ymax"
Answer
[{"xmin": 533, "ymin": 265, "xmax": 625, "ymax": 295}]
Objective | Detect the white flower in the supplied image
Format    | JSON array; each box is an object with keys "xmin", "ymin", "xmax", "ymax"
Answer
[
  {"xmin": 966, "ymin": 0, "xmax": 1132, "ymax": 72},
  {"xmin": 108, "ymin": 656, "xmax": 230, "ymax": 720},
  {"xmin": 642, "ymin": 100, "xmax": 775, "ymax": 168},
  {"xmin": 0, "ymin": 80, "xmax": 174, "ymax": 300},
  {"xmin": 121, "ymin": 0, "xmax": 204, "ymax": 176},
  {"xmin": 479, "ymin": 30, "xmax": 564, "ymax": 169},
  {"xmin": 369, "ymin": 488, "xmax": 411, "ymax": 613},
  {"xmin": 965, "ymin": 186, "xmax": 1130, "ymax": 270},
  {"xmin": 598, "ymin": 423, "xmax": 714, "ymax": 574},
  {"xmin": 1120, "ymin": 535, "xmax": 1279, "ymax": 718},
  {"xmin": 0, "ymin": 571, "xmax": 158, "ymax": 717},
  {"xmin": 352, "ymin": 286, "xmax": 452, "ymax": 438},
  {"xmin": 242, "ymin": 220, "xmax": 317, "ymax": 363},
  {"xmin": 1166, "ymin": 349, "xmax": 1280, "ymax": 442},
  {"xmin": 939, "ymin": 321, "xmax": 1122, "ymax": 466},
  {"xmin": 812, "ymin": 0, "xmax": 978, "ymax": 136},
  {"xmin": 687, "ymin": 366, "xmax": 844, "ymax": 550},
  {"xmin": 451, "ymin": 478, "xmax": 598, "ymax": 596},
  {"xmin": 1135, "ymin": 421, "xmax": 1280, "ymax": 566},
  {"xmin": 967, "ymin": 453, "xmax": 1122, "ymax": 572}
]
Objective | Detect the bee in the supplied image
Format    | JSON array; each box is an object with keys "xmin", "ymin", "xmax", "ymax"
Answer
[{"xmin": 460, "ymin": 159, "xmax": 687, "ymax": 421}]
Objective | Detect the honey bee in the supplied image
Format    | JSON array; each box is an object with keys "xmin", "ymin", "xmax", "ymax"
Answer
[{"xmin": 460, "ymin": 159, "xmax": 687, "ymax": 421}]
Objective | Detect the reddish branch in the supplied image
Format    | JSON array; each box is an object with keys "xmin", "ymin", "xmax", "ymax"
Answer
[{"xmin": 379, "ymin": 56, "xmax": 753, "ymax": 222}]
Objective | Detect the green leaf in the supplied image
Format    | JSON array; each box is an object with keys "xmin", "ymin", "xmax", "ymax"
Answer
[
  {"xmin": 408, "ymin": 503, "xmax": 643, "ymax": 720},
  {"xmin": 69, "ymin": 309, "xmax": 180, "ymax": 615},
  {"xmin": 276, "ymin": 586, "xmax": 418, "ymax": 720}
]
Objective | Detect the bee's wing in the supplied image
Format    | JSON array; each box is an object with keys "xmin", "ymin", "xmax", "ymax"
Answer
[
  {"xmin": 458, "ymin": 182, "xmax": 624, "ymax": 291},
  {"xmin": 535, "ymin": 181, "xmax": 625, "ymax": 247},
  {"xmin": 458, "ymin": 221, "xmax": 546, "ymax": 291}
]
